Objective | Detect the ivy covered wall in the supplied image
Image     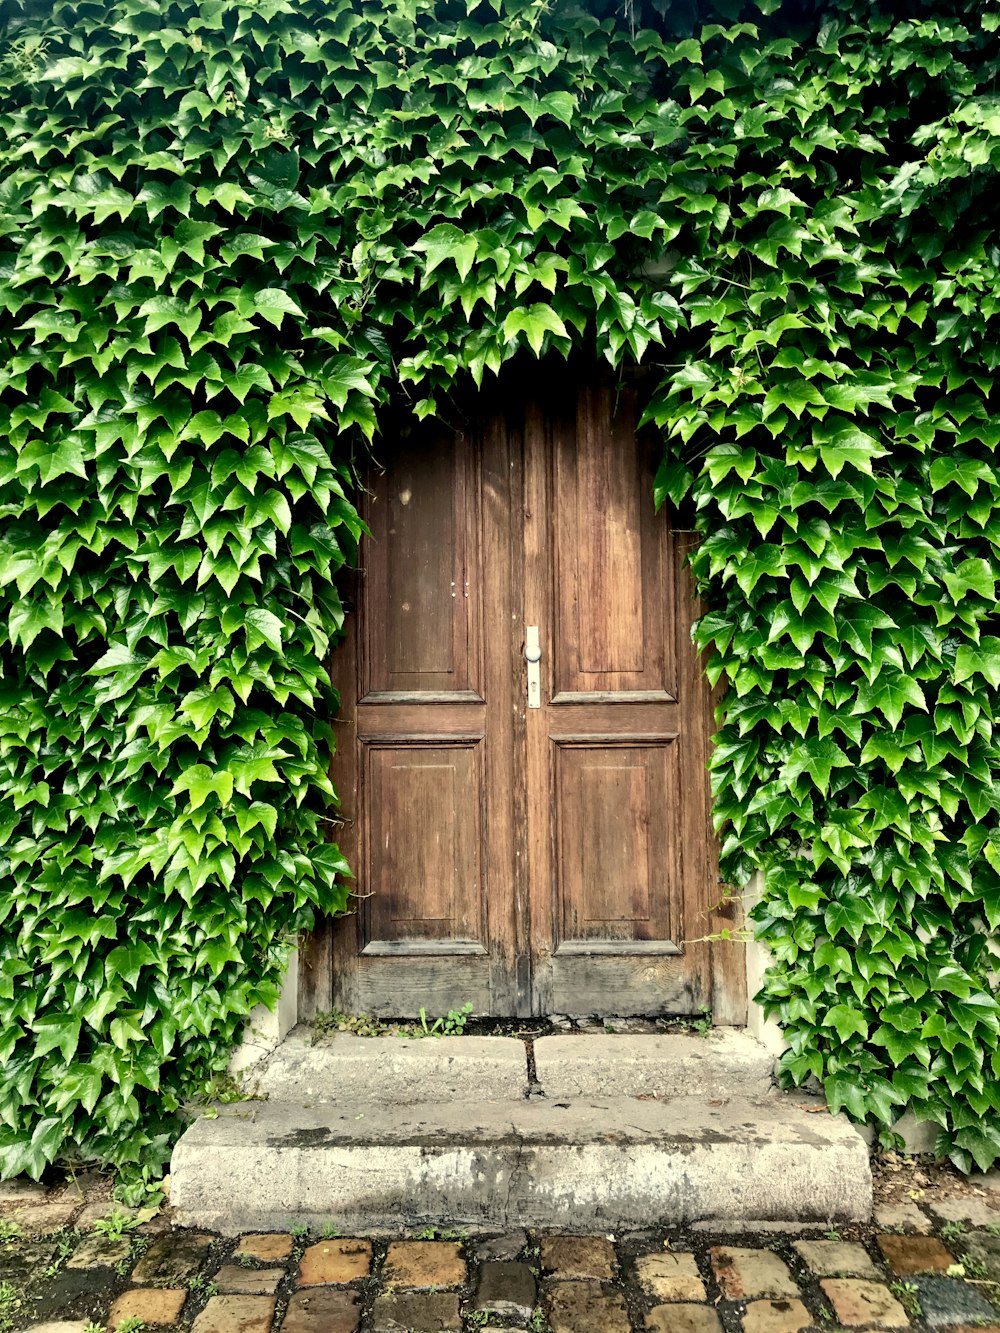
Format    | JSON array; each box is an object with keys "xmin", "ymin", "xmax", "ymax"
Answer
[{"xmin": 0, "ymin": 0, "xmax": 998, "ymax": 1182}]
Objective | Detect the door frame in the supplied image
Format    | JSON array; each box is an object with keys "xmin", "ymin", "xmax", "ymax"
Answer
[{"xmin": 297, "ymin": 365, "xmax": 748, "ymax": 1025}]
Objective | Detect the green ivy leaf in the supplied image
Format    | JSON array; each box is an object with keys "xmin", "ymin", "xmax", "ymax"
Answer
[
  {"xmin": 502, "ymin": 304, "xmax": 569, "ymax": 356},
  {"xmin": 237, "ymin": 288, "xmax": 305, "ymax": 328},
  {"xmin": 245, "ymin": 607, "xmax": 284, "ymax": 653}
]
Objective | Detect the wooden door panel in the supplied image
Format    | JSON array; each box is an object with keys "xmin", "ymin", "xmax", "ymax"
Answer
[
  {"xmin": 326, "ymin": 415, "xmax": 512, "ymax": 1017},
  {"xmin": 552, "ymin": 384, "xmax": 674, "ymax": 702},
  {"xmin": 363, "ymin": 741, "xmax": 486, "ymax": 952},
  {"xmin": 363, "ymin": 426, "xmax": 480, "ymax": 701},
  {"xmin": 547, "ymin": 955, "xmax": 704, "ymax": 1017},
  {"xmin": 526, "ymin": 372, "xmax": 718, "ymax": 1017},
  {"xmin": 553, "ymin": 737, "xmax": 678, "ymax": 947}
]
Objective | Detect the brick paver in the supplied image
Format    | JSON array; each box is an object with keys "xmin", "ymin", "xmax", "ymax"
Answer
[
  {"xmin": 281, "ymin": 1288, "xmax": 360, "ymax": 1333},
  {"xmin": 370, "ymin": 1291, "xmax": 462, "ymax": 1331},
  {"xmin": 541, "ymin": 1234, "xmax": 616, "ymax": 1279},
  {"xmin": 297, "ymin": 1238, "xmax": 373, "ymax": 1285},
  {"xmin": 646, "ymin": 1303, "xmax": 723, "ymax": 1333},
  {"xmin": 546, "ymin": 1279, "xmax": 631, "ymax": 1333},
  {"xmin": 710, "ymin": 1247, "xmax": 799, "ymax": 1300},
  {"xmin": 214, "ymin": 1263, "xmax": 284, "ymax": 1294},
  {"xmin": 14, "ymin": 1179, "xmax": 1000, "ymax": 1333},
  {"xmin": 473, "ymin": 1259, "xmax": 537, "ymax": 1317},
  {"xmin": 234, "ymin": 1233, "xmax": 294, "ymax": 1263},
  {"xmin": 635, "ymin": 1251, "xmax": 706, "ymax": 1301},
  {"xmin": 742, "ymin": 1299, "xmax": 814, "ymax": 1333},
  {"xmin": 793, "ymin": 1239, "xmax": 879, "ymax": 1277},
  {"xmin": 190, "ymin": 1295, "xmax": 276, "ymax": 1333},
  {"xmin": 108, "ymin": 1287, "xmax": 187, "ymax": 1329},
  {"xmin": 132, "ymin": 1231, "xmax": 215, "ymax": 1284},
  {"xmin": 877, "ymin": 1233, "xmax": 955, "ymax": 1275},
  {"xmin": 821, "ymin": 1278, "xmax": 910, "ymax": 1327},
  {"xmin": 65, "ymin": 1231, "xmax": 132, "ymax": 1269},
  {"xmin": 382, "ymin": 1240, "xmax": 465, "ymax": 1288},
  {"xmin": 875, "ymin": 1202, "xmax": 934, "ymax": 1234}
]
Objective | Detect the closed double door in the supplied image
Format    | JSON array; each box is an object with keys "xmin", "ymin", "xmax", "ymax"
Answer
[{"xmin": 312, "ymin": 372, "xmax": 743, "ymax": 1021}]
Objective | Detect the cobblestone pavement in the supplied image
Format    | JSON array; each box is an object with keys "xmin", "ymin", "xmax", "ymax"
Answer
[{"xmin": 3, "ymin": 1180, "xmax": 1000, "ymax": 1333}]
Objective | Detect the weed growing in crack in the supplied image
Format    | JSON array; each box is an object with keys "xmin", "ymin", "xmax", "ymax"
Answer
[
  {"xmin": 0, "ymin": 1283, "xmax": 22, "ymax": 1333},
  {"xmin": 890, "ymin": 1281, "xmax": 922, "ymax": 1318},
  {"xmin": 39, "ymin": 1229, "xmax": 77, "ymax": 1279},
  {"xmin": 95, "ymin": 1209, "xmax": 139, "ymax": 1242}
]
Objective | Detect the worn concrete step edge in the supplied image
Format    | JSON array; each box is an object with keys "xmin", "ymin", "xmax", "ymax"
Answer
[
  {"xmin": 248, "ymin": 1029, "xmax": 530, "ymax": 1104},
  {"xmin": 532, "ymin": 1030, "xmax": 776, "ymax": 1100},
  {"xmin": 170, "ymin": 1094, "xmax": 872, "ymax": 1235},
  {"xmin": 248, "ymin": 1027, "xmax": 776, "ymax": 1104}
]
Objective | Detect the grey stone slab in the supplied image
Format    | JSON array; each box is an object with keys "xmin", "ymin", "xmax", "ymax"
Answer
[
  {"xmin": 72, "ymin": 1202, "xmax": 139, "ymax": 1231},
  {"xmin": 65, "ymin": 1232, "xmax": 131, "ymax": 1269},
  {"xmin": 874, "ymin": 1201, "xmax": 933, "ymax": 1234},
  {"xmin": 130, "ymin": 1229, "xmax": 215, "ymax": 1283},
  {"xmin": 170, "ymin": 1092, "xmax": 871, "ymax": 1235},
  {"xmin": 532, "ymin": 1031, "xmax": 774, "ymax": 1100},
  {"xmin": 22, "ymin": 1324, "xmax": 92, "ymax": 1333},
  {"xmin": 962, "ymin": 1230, "xmax": 1000, "ymax": 1279},
  {"xmin": 0, "ymin": 1239, "xmax": 57, "ymax": 1284},
  {"xmin": 372, "ymin": 1291, "xmax": 461, "ymax": 1332},
  {"xmin": 477, "ymin": 1230, "xmax": 528, "ymax": 1261},
  {"xmin": 911, "ymin": 1275, "xmax": 1000, "ymax": 1327},
  {"xmin": 20, "ymin": 1269, "xmax": 110, "ymax": 1324},
  {"xmin": 930, "ymin": 1196, "xmax": 1000, "ymax": 1227},
  {"xmin": 474, "ymin": 1260, "xmax": 537, "ymax": 1318},
  {"xmin": 251, "ymin": 1028, "xmax": 529, "ymax": 1104},
  {"xmin": 793, "ymin": 1240, "xmax": 878, "ymax": 1278},
  {"xmin": 0, "ymin": 1180, "xmax": 49, "ymax": 1203},
  {"xmin": 891, "ymin": 1110, "xmax": 938, "ymax": 1155}
]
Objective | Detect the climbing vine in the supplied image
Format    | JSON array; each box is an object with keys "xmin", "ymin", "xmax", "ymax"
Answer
[{"xmin": 0, "ymin": 0, "xmax": 998, "ymax": 1180}]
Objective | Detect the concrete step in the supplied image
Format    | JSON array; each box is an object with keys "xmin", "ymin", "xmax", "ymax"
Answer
[
  {"xmin": 249, "ymin": 1027, "xmax": 775, "ymax": 1104},
  {"xmin": 532, "ymin": 1030, "xmax": 775, "ymax": 1100},
  {"xmin": 170, "ymin": 1092, "xmax": 872, "ymax": 1235},
  {"xmin": 250, "ymin": 1029, "xmax": 530, "ymax": 1103}
]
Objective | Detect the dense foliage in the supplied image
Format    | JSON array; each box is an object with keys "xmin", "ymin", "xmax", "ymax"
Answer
[{"xmin": 0, "ymin": 0, "xmax": 998, "ymax": 1178}]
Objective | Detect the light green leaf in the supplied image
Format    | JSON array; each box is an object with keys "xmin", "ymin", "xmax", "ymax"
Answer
[
  {"xmin": 502, "ymin": 304, "xmax": 569, "ymax": 356},
  {"xmin": 237, "ymin": 287, "xmax": 304, "ymax": 328},
  {"xmin": 245, "ymin": 607, "xmax": 283, "ymax": 653}
]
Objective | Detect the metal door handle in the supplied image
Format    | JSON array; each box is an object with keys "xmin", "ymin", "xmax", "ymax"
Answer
[{"xmin": 525, "ymin": 626, "xmax": 541, "ymax": 709}]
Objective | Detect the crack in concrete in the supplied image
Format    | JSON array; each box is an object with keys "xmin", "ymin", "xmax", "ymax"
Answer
[
  {"xmin": 523, "ymin": 1037, "xmax": 547, "ymax": 1099},
  {"xmin": 502, "ymin": 1124, "xmax": 527, "ymax": 1230}
]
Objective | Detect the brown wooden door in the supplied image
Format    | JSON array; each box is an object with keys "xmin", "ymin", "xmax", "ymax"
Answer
[{"xmin": 306, "ymin": 372, "xmax": 745, "ymax": 1022}]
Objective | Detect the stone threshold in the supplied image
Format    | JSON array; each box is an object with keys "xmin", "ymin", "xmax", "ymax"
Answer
[{"xmin": 172, "ymin": 1029, "xmax": 872, "ymax": 1234}]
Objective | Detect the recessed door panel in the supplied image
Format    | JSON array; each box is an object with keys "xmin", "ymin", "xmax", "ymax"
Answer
[
  {"xmin": 363, "ymin": 427, "xmax": 479, "ymax": 700},
  {"xmin": 363, "ymin": 742, "xmax": 485, "ymax": 952},
  {"xmin": 553, "ymin": 738, "xmax": 678, "ymax": 948},
  {"xmin": 553, "ymin": 385, "xmax": 675, "ymax": 702}
]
